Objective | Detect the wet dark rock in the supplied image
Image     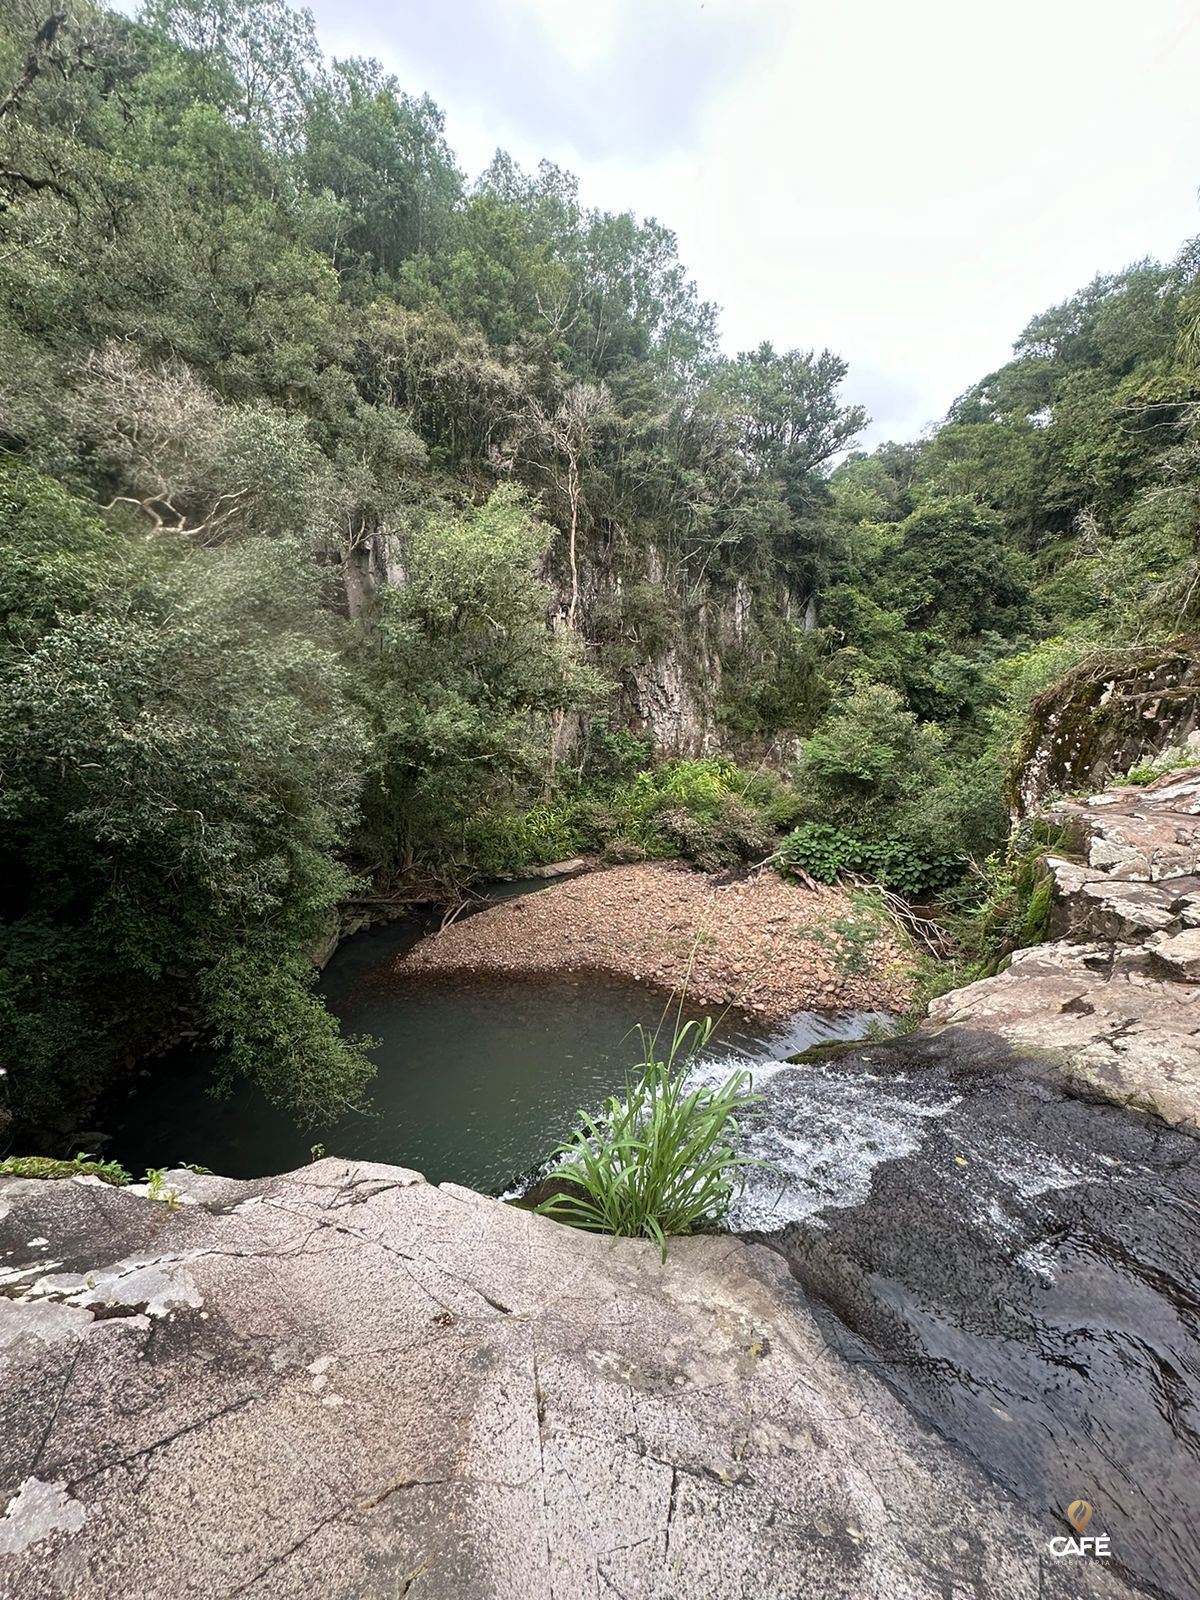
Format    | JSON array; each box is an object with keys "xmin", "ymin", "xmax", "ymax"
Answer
[{"xmin": 742, "ymin": 1027, "xmax": 1200, "ymax": 1600}]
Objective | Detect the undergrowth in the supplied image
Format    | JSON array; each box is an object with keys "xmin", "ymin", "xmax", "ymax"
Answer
[
  {"xmin": 0, "ymin": 1152, "xmax": 131, "ymax": 1185},
  {"xmin": 0, "ymin": 1153, "xmax": 212, "ymax": 1189}
]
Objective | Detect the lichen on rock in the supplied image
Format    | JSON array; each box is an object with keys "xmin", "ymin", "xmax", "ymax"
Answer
[{"xmin": 1012, "ymin": 639, "xmax": 1200, "ymax": 815}]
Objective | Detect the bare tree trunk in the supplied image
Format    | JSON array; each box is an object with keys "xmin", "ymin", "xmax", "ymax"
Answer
[
  {"xmin": 0, "ymin": 13, "xmax": 66, "ymax": 122},
  {"xmin": 565, "ymin": 451, "xmax": 581, "ymax": 631}
]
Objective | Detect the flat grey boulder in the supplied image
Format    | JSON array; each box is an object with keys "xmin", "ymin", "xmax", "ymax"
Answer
[
  {"xmin": 0, "ymin": 1160, "xmax": 1133, "ymax": 1599},
  {"xmin": 1046, "ymin": 856, "xmax": 1192, "ymax": 941},
  {"xmin": 929, "ymin": 942, "xmax": 1200, "ymax": 1127},
  {"xmin": 1148, "ymin": 926, "xmax": 1200, "ymax": 982}
]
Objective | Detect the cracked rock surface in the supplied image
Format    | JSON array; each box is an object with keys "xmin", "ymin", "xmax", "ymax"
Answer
[
  {"xmin": 0, "ymin": 1159, "xmax": 1133, "ymax": 1599},
  {"xmin": 930, "ymin": 767, "xmax": 1200, "ymax": 1127}
]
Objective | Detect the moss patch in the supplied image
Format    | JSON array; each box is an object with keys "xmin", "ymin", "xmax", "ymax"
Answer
[{"xmin": 0, "ymin": 1154, "xmax": 131, "ymax": 1186}]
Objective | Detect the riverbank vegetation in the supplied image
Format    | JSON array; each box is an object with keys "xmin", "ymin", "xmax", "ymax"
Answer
[
  {"xmin": 2, "ymin": 0, "xmax": 1199, "ymax": 1138},
  {"xmin": 534, "ymin": 1019, "xmax": 761, "ymax": 1258}
]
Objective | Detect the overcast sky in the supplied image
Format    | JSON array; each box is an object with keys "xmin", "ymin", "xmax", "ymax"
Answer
[{"xmin": 305, "ymin": 0, "xmax": 1199, "ymax": 446}]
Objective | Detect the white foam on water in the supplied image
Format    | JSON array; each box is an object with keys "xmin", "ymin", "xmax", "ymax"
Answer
[
  {"xmin": 988, "ymin": 1144, "xmax": 1108, "ymax": 1202},
  {"xmin": 693, "ymin": 1055, "xmax": 960, "ymax": 1232},
  {"xmin": 1017, "ymin": 1241, "xmax": 1059, "ymax": 1284}
]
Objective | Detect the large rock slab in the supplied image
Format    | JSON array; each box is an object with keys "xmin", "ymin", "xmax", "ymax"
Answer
[
  {"xmin": 0, "ymin": 1160, "xmax": 1133, "ymax": 1599},
  {"xmin": 931, "ymin": 767, "xmax": 1200, "ymax": 1126},
  {"xmin": 1047, "ymin": 767, "xmax": 1200, "ymax": 881},
  {"xmin": 930, "ymin": 943, "xmax": 1200, "ymax": 1127}
]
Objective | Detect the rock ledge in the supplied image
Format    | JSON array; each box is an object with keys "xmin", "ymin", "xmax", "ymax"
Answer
[
  {"xmin": 0, "ymin": 1159, "xmax": 1132, "ymax": 1598},
  {"xmin": 931, "ymin": 767, "xmax": 1200, "ymax": 1126}
]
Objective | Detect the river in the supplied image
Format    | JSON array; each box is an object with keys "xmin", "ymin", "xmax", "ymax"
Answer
[{"xmin": 101, "ymin": 905, "xmax": 882, "ymax": 1192}]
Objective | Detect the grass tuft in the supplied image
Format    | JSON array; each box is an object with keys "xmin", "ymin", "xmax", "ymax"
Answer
[{"xmin": 535, "ymin": 1017, "xmax": 764, "ymax": 1259}]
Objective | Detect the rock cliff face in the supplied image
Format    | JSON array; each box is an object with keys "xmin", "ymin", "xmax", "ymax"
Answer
[
  {"xmin": 1014, "ymin": 642, "xmax": 1200, "ymax": 815},
  {"xmin": 932, "ymin": 766, "xmax": 1200, "ymax": 1127},
  {"xmin": 0, "ymin": 1161, "xmax": 1137, "ymax": 1599},
  {"xmin": 552, "ymin": 537, "xmax": 808, "ymax": 757}
]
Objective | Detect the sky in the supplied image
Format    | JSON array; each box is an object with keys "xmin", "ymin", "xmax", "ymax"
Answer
[{"xmin": 305, "ymin": 0, "xmax": 1200, "ymax": 447}]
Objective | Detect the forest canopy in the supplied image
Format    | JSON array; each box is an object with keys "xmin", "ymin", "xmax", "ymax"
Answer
[{"xmin": 2, "ymin": 0, "xmax": 1198, "ymax": 1137}]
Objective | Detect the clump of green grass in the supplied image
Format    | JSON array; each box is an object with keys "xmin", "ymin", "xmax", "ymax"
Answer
[
  {"xmin": 1126, "ymin": 756, "xmax": 1200, "ymax": 786},
  {"xmin": 535, "ymin": 1018, "xmax": 763, "ymax": 1259},
  {"xmin": 0, "ymin": 1152, "xmax": 131, "ymax": 1186}
]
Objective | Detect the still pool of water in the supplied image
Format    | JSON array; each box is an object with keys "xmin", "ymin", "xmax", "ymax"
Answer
[{"xmin": 102, "ymin": 913, "xmax": 884, "ymax": 1193}]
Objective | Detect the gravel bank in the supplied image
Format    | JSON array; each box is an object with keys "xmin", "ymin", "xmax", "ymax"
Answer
[{"xmin": 394, "ymin": 862, "xmax": 915, "ymax": 1017}]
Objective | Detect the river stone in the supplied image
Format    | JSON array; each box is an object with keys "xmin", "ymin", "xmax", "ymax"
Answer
[{"xmin": 0, "ymin": 1159, "xmax": 1135, "ymax": 1600}]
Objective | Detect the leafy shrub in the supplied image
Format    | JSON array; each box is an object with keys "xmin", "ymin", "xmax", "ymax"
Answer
[
  {"xmin": 610, "ymin": 757, "xmax": 737, "ymax": 829},
  {"xmin": 567, "ymin": 797, "xmax": 621, "ymax": 851},
  {"xmin": 462, "ymin": 800, "xmax": 584, "ymax": 876},
  {"xmin": 654, "ymin": 795, "xmax": 775, "ymax": 872},
  {"xmin": 464, "ymin": 758, "xmax": 800, "ymax": 878},
  {"xmin": 762, "ymin": 785, "xmax": 807, "ymax": 831},
  {"xmin": 536, "ymin": 1019, "xmax": 763, "ymax": 1258},
  {"xmin": 1122, "ymin": 745, "xmax": 1200, "ymax": 787},
  {"xmin": 789, "ymin": 683, "xmax": 1008, "ymax": 871},
  {"xmin": 793, "ymin": 684, "xmax": 945, "ymax": 832},
  {"xmin": 940, "ymin": 819, "xmax": 1071, "ymax": 975},
  {"xmin": 579, "ymin": 719, "xmax": 655, "ymax": 787},
  {"xmin": 772, "ymin": 821, "xmax": 963, "ymax": 899},
  {"xmin": 1125, "ymin": 765, "xmax": 1158, "ymax": 786}
]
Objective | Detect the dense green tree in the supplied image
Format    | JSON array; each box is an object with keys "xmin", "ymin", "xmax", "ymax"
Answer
[
  {"xmin": 303, "ymin": 59, "xmax": 461, "ymax": 277},
  {"xmin": 355, "ymin": 486, "xmax": 601, "ymax": 871},
  {"xmin": 884, "ymin": 497, "xmax": 1033, "ymax": 642},
  {"xmin": 0, "ymin": 464, "xmax": 372, "ymax": 1130}
]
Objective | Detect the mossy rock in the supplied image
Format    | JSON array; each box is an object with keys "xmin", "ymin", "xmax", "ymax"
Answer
[
  {"xmin": 785, "ymin": 1037, "xmax": 887, "ymax": 1067},
  {"xmin": 1010, "ymin": 638, "xmax": 1200, "ymax": 814}
]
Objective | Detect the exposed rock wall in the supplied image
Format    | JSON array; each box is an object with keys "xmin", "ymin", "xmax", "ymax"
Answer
[
  {"xmin": 626, "ymin": 639, "xmax": 720, "ymax": 757},
  {"xmin": 932, "ymin": 766, "xmax": 1200, "ymax": 1126},
  {"xmin": 1013, "ymin": 641, "xmax": 1200, "ymax": 815},
  {"xmin": 583, "ymin": 544, "xmax": 753, "ymax": 756}
]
